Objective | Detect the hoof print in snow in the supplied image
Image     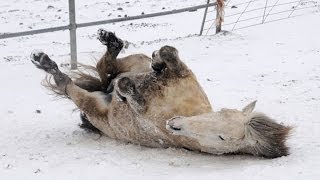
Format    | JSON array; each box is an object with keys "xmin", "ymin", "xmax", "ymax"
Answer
[
  {"xmin": 5, "ymin": 164, "xmax": 12, "ymax": 169},
  {"xmin": 34, "ymin": 169, "xmax": 41, "ymax": 174},
  {"xmin": 47, "ymin": 5, "xmax": 54, "ymax": 9}
]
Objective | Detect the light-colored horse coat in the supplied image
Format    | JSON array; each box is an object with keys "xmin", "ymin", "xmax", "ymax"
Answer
[
  {"xmin": 31, "ymin": 29, "xmax": 291, "ymax": 158},
  {"xmin": 166, "ymin": 101, "xmax": 292, "ymax": 158},
  {"xmin": 31, "ymin": 45, "xmax": 212, "ymax": 151}
]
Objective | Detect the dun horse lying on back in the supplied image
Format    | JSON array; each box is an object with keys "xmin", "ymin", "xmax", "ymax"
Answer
[{"xmin": 31, "ymin": 29, "xmax": 291, "ymax": 158}]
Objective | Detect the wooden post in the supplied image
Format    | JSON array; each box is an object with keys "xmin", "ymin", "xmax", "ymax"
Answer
[
  {"xmin": 215, "ymin": 8, "xmax": 222, "ymax": 33},
  {"xmin": 69, "ymin": 0, "xmax": 77, "ymax": 70},
  {"xmin": 216, "ymin": 0, "xmax": 224, "ymax": 33}
]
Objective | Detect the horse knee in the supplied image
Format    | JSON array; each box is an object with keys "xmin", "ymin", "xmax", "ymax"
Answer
[
  {"xmin": 116, "ymin": 77, "xmax": 136, "ymax": 96},
  {"xmin": 115, "ymin": 77, "xmax": 146, "ymax": 114}
]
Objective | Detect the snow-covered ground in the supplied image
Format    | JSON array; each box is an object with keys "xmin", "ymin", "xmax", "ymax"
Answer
[{"xmin": 1, "ymin": 0, "xmax": 320, "ymax": 179}]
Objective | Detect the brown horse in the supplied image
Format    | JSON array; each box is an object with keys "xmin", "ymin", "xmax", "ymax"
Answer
[
  {"xmin": 31, "ymin": 29, "xmax": 212, "ymax": 150},
  {"xmin": 31, "ymin": 29, "xmax": 291, "ymax": 158}
]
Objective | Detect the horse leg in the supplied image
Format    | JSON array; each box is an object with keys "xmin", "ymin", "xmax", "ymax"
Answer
[
  {"xmin": 76, "ymin": 30, "xmax": 125, "ymax": 132},
  {"xmin": 72, "ymin": 29, "xmax": 124, "ymax": 131},
  {"xmin": 79, "ymin": 111, "xmax": 100, "ymax": 133},
  {"xmin": 96, "ymin": 29, "xmax": 124, "ymax": 91},
  {"xmin": 31, "ymin": 51, "xmax": 112, "ymax": 123}
]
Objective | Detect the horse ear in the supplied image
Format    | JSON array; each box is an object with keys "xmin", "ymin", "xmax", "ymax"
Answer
[{"xmin": 242, "ymin": 100, "xmax": 257, "ymax": 115}]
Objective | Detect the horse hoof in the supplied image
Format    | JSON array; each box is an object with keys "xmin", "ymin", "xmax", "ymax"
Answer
[
  {"xmin": 97, "ymin": 28, "xmax": 109, "ymax": 45},
  {"xmin": 30, "ymin": 50, "xmax": 46, "ymax": 66},
  {"xmin": 97, "ymin": 28, "xmax": 123, "ymax": 49},
  {"xmin": 30, "ymin": 50, "xmax": 58, "ymax": 74}
]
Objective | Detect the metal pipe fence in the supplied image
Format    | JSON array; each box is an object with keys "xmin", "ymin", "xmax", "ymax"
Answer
[
  {"xmin": 2, "ymin": 0, "xmax": 316, "ymax": 68},
  {"xmin": 0, "ymin": 1, "xmax": 217, "ymax": 69}
]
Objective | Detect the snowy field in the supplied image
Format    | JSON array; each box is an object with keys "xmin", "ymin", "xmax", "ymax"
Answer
[{"xmin": 1, "ymin": 0, "xmax": 320, "ymax": 179}]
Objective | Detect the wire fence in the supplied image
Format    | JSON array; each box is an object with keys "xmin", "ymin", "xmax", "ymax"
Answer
[{"xmin": 201, "ymin": 0, "xmax": 319, "ymax": 35}]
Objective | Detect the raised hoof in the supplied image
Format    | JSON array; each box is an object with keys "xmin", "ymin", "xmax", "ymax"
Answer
[
  {"xmin": 97, "ymin": 29, "xmax": 124, "ymax": 50},
  {"xmin": 30, "ymin": 50, "xmax": 59, "ymax": 74}
]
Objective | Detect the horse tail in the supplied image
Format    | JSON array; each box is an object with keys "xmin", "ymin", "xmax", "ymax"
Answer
[{"xmin": 42, "ymin": 63, "xmax": 102, "ymax": 99}]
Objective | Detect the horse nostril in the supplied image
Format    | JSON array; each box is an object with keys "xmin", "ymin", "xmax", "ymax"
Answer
[
  {"xmin": 167, "ymin": 120, "xmax": 182, "ymax": 131},
  {"xmin": 171, "ymin": 126, "xmax": 181, "ymax": 131}
]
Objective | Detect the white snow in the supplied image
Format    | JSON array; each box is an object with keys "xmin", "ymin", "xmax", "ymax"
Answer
[{"xmin": 1, "ymin": 0, "xmax": 320, "ymax": 179}]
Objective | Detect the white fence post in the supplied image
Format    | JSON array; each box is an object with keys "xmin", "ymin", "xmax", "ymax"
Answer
[{"xmin": 69, "ymin": 0, "xmax": 77, "ymax": 70}]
